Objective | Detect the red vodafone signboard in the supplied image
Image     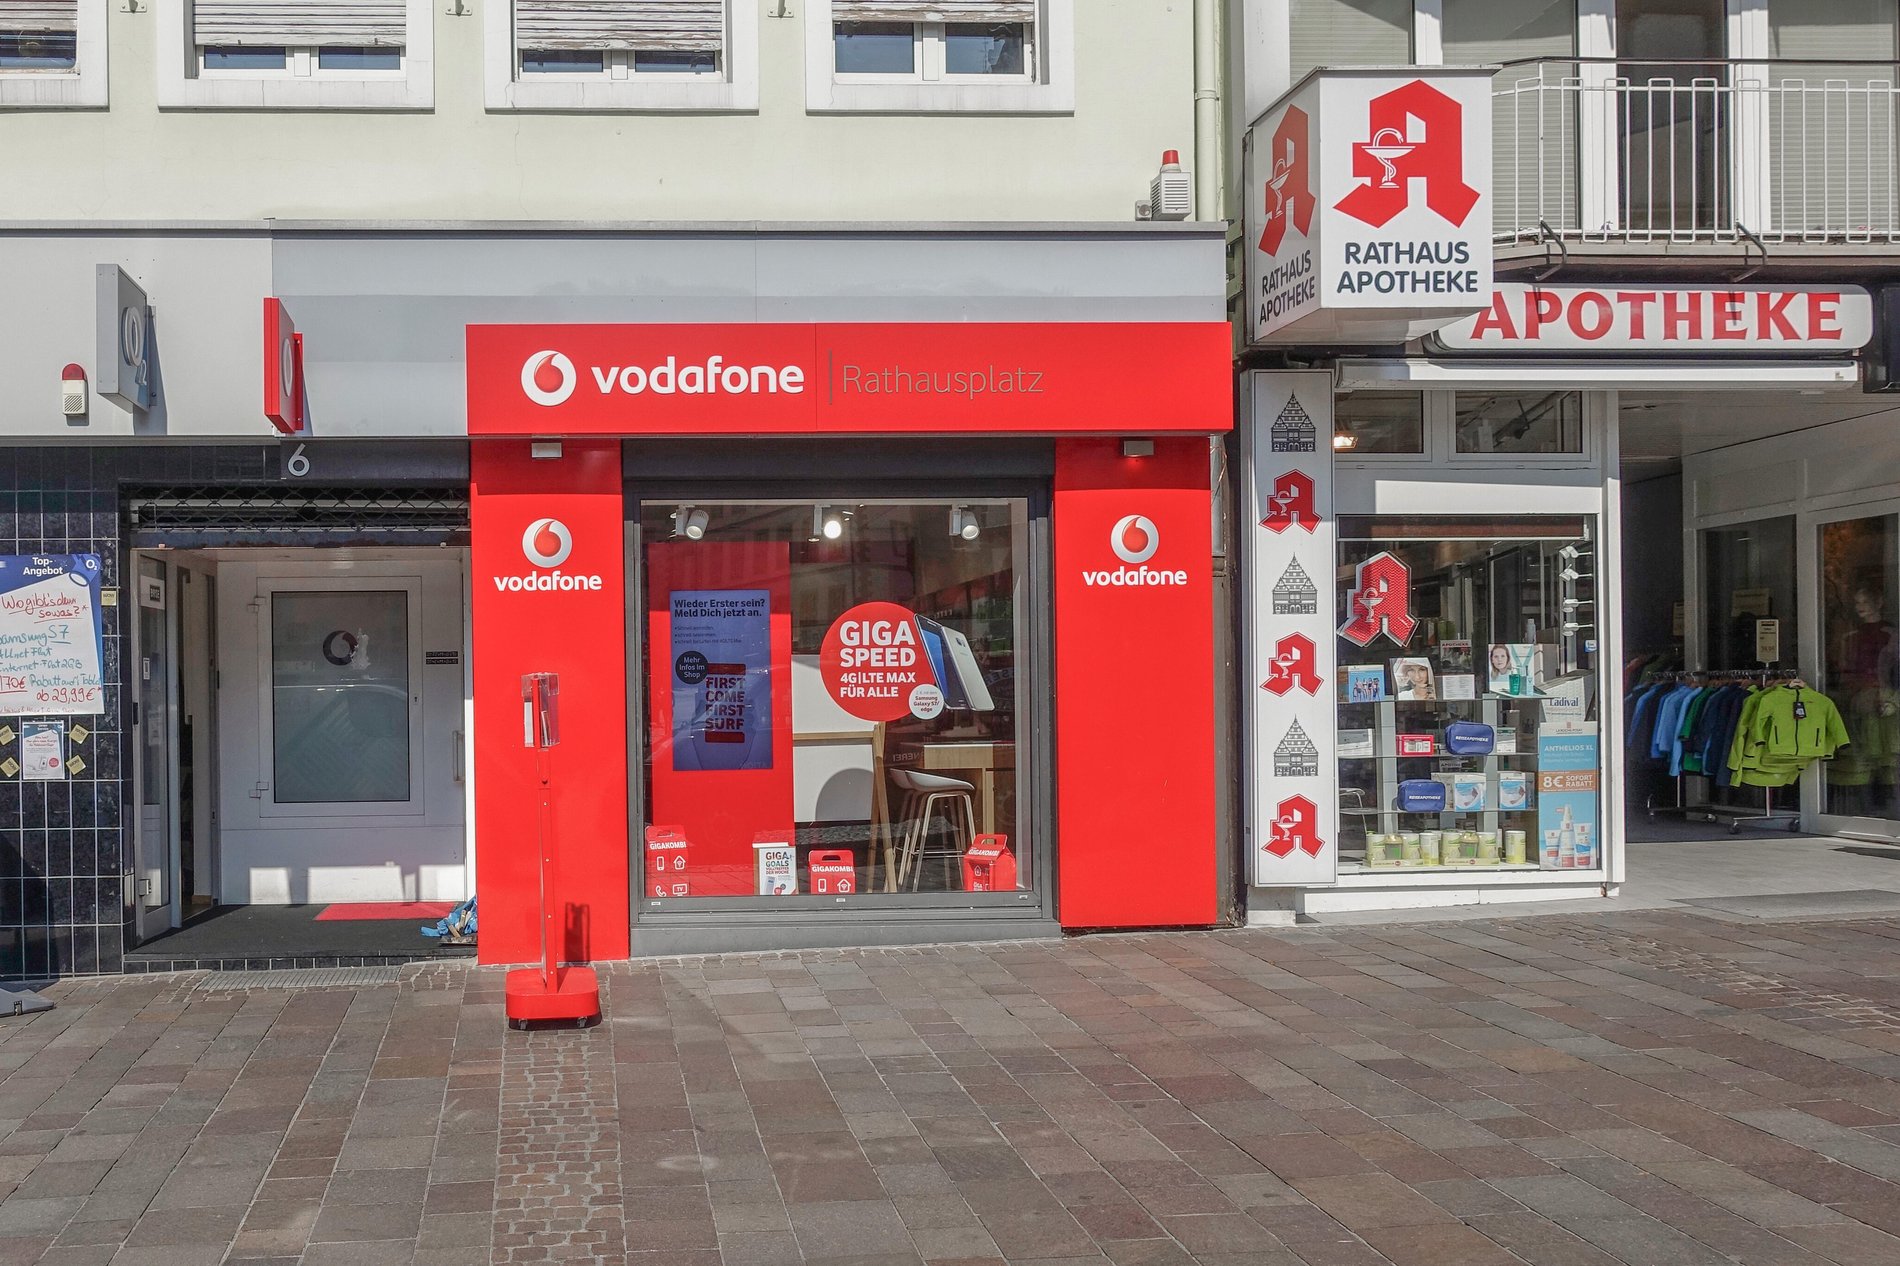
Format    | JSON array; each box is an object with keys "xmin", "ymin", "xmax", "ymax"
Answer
[
  {"xmin": 1244, "ymin": 68, "xmax": 1494, "ymax": 346},
  {"xmin": 1437, "ymin": 284, "xmax": 1875, "ymax": 351},
  {"xmin": 466, "ymin": 323, "xmax": 1232, "ymax": 436}
]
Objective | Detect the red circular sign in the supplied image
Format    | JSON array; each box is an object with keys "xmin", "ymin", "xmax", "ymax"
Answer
[{"xmin": 820, "ymin": 602, "xmax": 933, "ymax": 723}]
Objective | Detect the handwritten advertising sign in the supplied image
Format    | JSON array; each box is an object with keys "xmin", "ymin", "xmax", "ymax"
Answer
[
  {"xmin": 0, "ymin": 555, "xmax": 105, "ymax": 716},
  {"xmin": 669, "ymin": 589, "xmax": 773, "ymax": 771}
]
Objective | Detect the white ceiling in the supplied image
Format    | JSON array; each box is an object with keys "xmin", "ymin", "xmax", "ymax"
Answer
[{"xmin": 1619, "ymin": 389, "xmax": 1900, "ymax": 477}]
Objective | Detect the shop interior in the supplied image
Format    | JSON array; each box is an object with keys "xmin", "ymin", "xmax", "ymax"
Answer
[
  {"xmin": 637, "ymin": 499, "xmax": 1027, "ymax": 903},
  {"xmin": 1619, "ymin": 387, "xmax": 1900, "ymax": 864},
  {"xmin": 1334, "ymin": 513, "xmax": 1601, "ymax": 873}
]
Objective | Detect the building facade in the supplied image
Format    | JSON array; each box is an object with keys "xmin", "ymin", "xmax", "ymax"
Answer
[
  {"xmin": 1230, "ymin": 0, "xmax": 1900, "ymax": 918},
  {"xmin": 0, "ymin": 0, "xmax": 1235, "ymax": 975}
]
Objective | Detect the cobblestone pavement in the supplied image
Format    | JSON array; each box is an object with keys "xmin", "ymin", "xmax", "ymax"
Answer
[{"xmin": 8, "ymin": 913, "xmax": 1900, "ymax": 1264}]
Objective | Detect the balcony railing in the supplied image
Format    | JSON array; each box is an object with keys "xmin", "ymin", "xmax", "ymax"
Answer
[{"xmin": 1494, "ymin": 59, "xmax": 1900, "ymax": 246}]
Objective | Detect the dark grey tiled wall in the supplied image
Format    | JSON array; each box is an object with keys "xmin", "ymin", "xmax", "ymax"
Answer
[{"xmin": 0, "ymin": 448, "xmax": 125, "ymax": 979}]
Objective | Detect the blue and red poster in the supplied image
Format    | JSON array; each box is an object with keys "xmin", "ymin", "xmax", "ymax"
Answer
[
  {"xmin": 668, "ymin": 589, "xmax": 773, "ymax": 771},
  {"xmin": 0, "ymin": 554, "xmax": 105, "ymax": 716}
]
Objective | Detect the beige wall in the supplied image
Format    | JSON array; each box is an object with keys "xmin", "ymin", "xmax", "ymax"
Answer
[{"xmin": 5, "ymin": 1, "xmax": 1196, "ymax": 222}]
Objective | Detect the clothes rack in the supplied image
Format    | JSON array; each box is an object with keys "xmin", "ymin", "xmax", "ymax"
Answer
[{"xmin": 1638, "ymin": 667, "xmax": 1808, "ymax": 834}]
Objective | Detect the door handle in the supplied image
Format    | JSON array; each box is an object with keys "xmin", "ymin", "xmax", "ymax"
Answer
[{"xmin": 453, "ymin": 730, "xmax": 465, "ymax": 784}]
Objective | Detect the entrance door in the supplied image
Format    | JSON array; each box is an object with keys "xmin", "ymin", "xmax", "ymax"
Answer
[
  {"xmin": 132, "ymin": 556, "xmax": 177, "ymax": 940},
  {"xmin": 1815, "ymin": 505, "xmax": 1900, "ymax": 840},
  {"xmin": 218, "ymin": 555, "xmax": 467, "ymax": 904}
]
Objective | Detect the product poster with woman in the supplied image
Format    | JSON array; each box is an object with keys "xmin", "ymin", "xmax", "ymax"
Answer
[
  {"xmin": 1488, "ymin": 643, "xmax": 1542, "ymax": 697},
  {"xmin": 1391, "ymin": 657, "xmax": 1435, "ymax": 700}
]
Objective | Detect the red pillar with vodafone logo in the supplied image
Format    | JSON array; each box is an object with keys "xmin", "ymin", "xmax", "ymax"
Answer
[
  {"xmin": 470, "ymin": 440, "xmax": 630, "ymax": 965},
  {"xmin": 1053, "ymin": 438, "xmax": 1218, "ymax": 927}
]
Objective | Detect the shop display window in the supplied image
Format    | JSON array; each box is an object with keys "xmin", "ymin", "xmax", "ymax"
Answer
[
  {"xmin": 1334, "ymin": 392, "xmax": 1425, "ymax": 454},
  {"xmin": 638, "ymin": 500, "xmax": 1028, "ymax": 904},
  {"xmin": 1820, "ymin": 513, "xmax": 1900, "ymax": 822},
  {"xmin": 1336, "ymin": 516, "xmax": 1602, "ymax": 872},
  {"xmin": 1454, "ymin": 391, "xmax": 1583, "ymax": 455}
]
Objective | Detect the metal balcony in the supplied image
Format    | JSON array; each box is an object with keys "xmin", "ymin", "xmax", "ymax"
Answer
[{"xmin": 1494, "ymin": 59, "xmax": 1900, "ymax": 246}]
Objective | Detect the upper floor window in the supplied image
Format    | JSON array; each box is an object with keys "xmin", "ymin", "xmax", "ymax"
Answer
[
  {"xmin": 486, "ymin": 0, "xmax": 754, "ymax": 110},
  {"xmin": 809, "ymin": 0, "xmax": 1070, "ymax": 112},
  {"xmin": 833, "ymin": 11, "xmax": 1033, "ymax": 82},
  {"xmin": 0, "ymin": 0, "xmax": 105, "ymax": 107},
  {"xmin": 158, "ymin": 0, "xmax": 432, "ymax": 107},
  {"xmin": 515, "ymin": 0, "xmax": 722, "ymax": 78}
]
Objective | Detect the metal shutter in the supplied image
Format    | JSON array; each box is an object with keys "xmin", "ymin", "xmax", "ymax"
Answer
[
  {"xmin": 1445, "ymin": 0, "xmax": 1577, "ymax": 238},
  {"xmin": 1287, "ymin": 0, "xmax": 1409, "ymax": 85},
  {"xmin": 515, "ymin": 0, "xmax": 722, "ymax": 51},
  {"xmin": 832, "ymin": 2, "xmax": 1035, "ymax": 23},
  {"xmin": 0, "ymin": 0, "xmax": 77, "ymax": 34},
  {"xmin": 192, "ymin": 0, "xmax": 407, "ymax": 46},
  {"xmin": 1767, "ymin": 0, "xmax": 1900, "ymax": 237}
]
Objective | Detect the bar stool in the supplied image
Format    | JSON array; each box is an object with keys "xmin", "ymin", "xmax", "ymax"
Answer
[{"xmin": 890, "ymin": 769, "xmax": 978, "ymax": 891}]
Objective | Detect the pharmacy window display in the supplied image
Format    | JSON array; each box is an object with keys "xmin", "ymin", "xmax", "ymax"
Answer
[
  {"xmin": 1335, "ymin": 516, "xmax": 1603, "ymax": 872},
  {"xmin": 639, "ymin": 500, "xmax": 1028, "ymax": 904}
]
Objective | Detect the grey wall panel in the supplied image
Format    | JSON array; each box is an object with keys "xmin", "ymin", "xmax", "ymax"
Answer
[
  {"xmin": 0, "ymin": 228, "xmax": 1226, "ymax": 439},
  {"xmin": 0, "ymin": 235, "xmax": 273, "ymax": 440}
]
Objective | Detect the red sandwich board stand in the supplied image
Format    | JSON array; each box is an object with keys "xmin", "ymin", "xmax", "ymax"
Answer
[{"xmin": 506, "ymin": 673, "xmax": 601, "ymax": 1028}]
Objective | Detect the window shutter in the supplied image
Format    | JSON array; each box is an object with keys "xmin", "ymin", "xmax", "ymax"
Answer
[
  {"xmin": 1287, "ymin": 0, "xmax": 1409, "ymax": 84},
  {"xmin": 0, "ymin": 0, "xmax": 76, "ymax": 33},
  {"xmin": 1445, "ymin": 0, "xmax": 1576, "ymax": 236},
  {"xmin": 515, "ymin": 0, "xmax": 723, "ymax": 51},
  {"xmin": 832, "ymin": 2, "xmax": 1036, "ymax": 23},
  {"xmin": 192, "ymin": 0, "xmax": 407, "ymax": 46}
]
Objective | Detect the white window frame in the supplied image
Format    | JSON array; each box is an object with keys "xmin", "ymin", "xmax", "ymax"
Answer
[
  {"xmin": 485, "ymin": 0, "xmax": 755, "ymax": 112},
  {"xmin": 157, "ymin": 0, "xmax": 432, "ymax": 109},
  {"xmin": 196, "ymin": 46, "xmax": 408, "ymax": 79},
  {"xmin": 806, "ymin": 0, "xmax": 1072, "ymax": 114},
  {"xmin": 0, "ymin": 0, "xmax": 106, "ymax": 109}
]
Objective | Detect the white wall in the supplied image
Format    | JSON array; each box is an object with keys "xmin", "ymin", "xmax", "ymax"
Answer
[{"xmin": 5, "ymin": 1, "xmax": 1195, "ymax": 222}]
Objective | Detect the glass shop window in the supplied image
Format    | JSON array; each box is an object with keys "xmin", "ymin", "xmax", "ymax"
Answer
[
  {"xmin": 639, "ymin": 500, "xmax": 1029, "ymax": 904},
  {"xmin": 1336, "ymin": 515, "xmax": 1602, "ymax": 872},
  {"xmin": 1454, "ymin": 391, "xmax": 1584, "ymax": 455},
  {"xmin": 1333, "ymin": 392, "xmax": 1425, "ymax": 455}
]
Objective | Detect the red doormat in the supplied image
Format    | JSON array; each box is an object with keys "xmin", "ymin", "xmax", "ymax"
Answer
[{"xmin": 315, "ymin": 901, "xmax": 457, "ymax": 922}]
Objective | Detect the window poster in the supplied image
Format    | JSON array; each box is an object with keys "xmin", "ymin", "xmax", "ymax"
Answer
[
  {"xmin": 0, "ymin": 555, "xmax": 105, "ymax": 716},
  {"xmin": 1536, "ymin": 721, "xmax": 1599, "ymax": 870},
  {"xmin": 669, "ymin": 589, "xmax": 773, "ymax": 771}
]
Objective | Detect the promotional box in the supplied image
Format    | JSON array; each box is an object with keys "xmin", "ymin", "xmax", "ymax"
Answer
[
  {"xmin": 808, "ymin": 848, "xmax": 857, "ymax": 895},
  {"xmin": 754, "ymin": 840, "xmax": 797, "ymax": 895},
  {"xmin": 961, "ymin": 834, "xmax": 1017, "ymax": 892},
  {"xmin": 645, "ymin": 825, "xmax": 690, "ymax": 899}
]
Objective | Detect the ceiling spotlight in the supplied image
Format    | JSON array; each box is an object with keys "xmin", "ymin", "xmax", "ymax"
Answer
[
  {"xmin": 1561, "ymin": 596, "xmax": 1593, "ymax": 611},
  {"xmin": 1559, "ymin": 565, "xmax": 1582, "ymax": 583},
  {"xmin": 814, "ymin": 505, "xmax": 844, "ymax": 541},
  {"xmin": 1557, "ymin": 543, "xmax": 1589, "ymax": 563},
  {"xmin": 674, "ymin": 505, "xmax": 708, "ymax": 541},
  {"xmin": 1561, "ymin": 621, "xmax": 1592, "ymax": 636},
  {"xmin": 949, "ymin": 506, "xmax": 980, "ymax": 541},
  {"xmin": 1332, "ymin": 433, "xmax": 1358, "ymax": 451}
]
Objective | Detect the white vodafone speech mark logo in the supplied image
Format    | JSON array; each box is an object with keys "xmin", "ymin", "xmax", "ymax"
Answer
[
  {"xmin": 522, "ymin": 518, "xmax": 574, "ymax": 568},
  {"xmin": 521, "ymin": 351, "xmax": 577, "ymax": 407},
  {"xmin": 1110, "ymin": 514, "xmax": 1160, "ymax": 565}
]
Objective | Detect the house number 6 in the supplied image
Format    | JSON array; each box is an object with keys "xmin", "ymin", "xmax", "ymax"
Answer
[{"xmin": 285, "ymin": 444, "xmax": 310, "ymax": 478}]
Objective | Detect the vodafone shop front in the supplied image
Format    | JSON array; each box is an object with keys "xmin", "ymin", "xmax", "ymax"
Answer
[{"xmin": 462, "ymin": 319, "xmax": 1232, "ymax": 962}]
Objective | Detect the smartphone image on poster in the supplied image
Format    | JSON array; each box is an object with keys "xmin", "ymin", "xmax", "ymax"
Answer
[{"xmin": 915, "ymin": 615, "xmax": 995, "ymax": 712}]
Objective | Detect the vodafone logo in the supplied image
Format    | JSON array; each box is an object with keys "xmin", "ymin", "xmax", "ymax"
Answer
[
  {"xmin": 1086, "ymin": 514, "xmax": 1185, "ymax": 588},
  {"xmin": 521, "ymin": 351, "xmax": 577, "ymax": 407},
  {"xmin": 1110, "ymin": 515, "xmax": 1160, "ymax": 565},
  {"xmin": 495, "ymin": 517, "xmax": 602, "ymax": 594},
  {"xmin": 521, "ymin": 518, "xmax": 573, "ymax": 568}
]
